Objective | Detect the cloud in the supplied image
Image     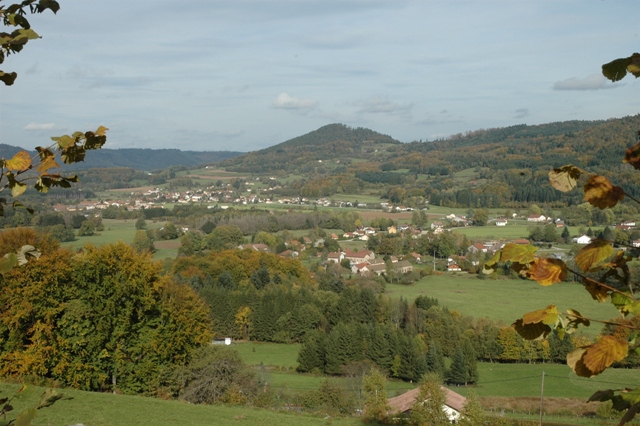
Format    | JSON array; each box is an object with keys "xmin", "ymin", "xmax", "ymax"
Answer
[
  {"xmin": 354, "ymin": 96, "xmax": 413, "ymax": 115},
  {"xmin": 553, "ymin": 74, "xmax": 613, "ymax": 91},
  {"xmin": 514, "ymin": 108, "xmax": 529, "ymax": 119},
  {"xmin": 23, "ymin": 123, "xmax": 56, "ymax": 131},
  {"xmin": 272, "ymin": 93, "xmax": 318, "ymax": 110}
]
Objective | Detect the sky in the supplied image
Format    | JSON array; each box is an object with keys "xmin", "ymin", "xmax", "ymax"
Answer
[{"xmin": 1, "ymin": 0, "xmax": 639, "ymax": 153}]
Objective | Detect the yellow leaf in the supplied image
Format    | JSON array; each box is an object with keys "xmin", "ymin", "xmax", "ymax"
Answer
[
  {"xmin": 549, "ymin": 165, "xmax": 582, "ymax": 192},
  {"xmin": 37, "ymin": 156, "xmax": 60, "ymax": 173},
  {"xmin": 95, "ymin": 125, "xmax": 109, "ymax": 136},
  {"xmin": 5, "ymin": 151, "xmax": 32, "ymax": 171},
  {"xmin": 522, "ymin": 304, "xmax": 559, "ymax": 325},
  {"xmin": 500, "ymin": 243, "xmax": 537, "ymax": 264},
  {"xmin": 583, "ymin": 175, "xmax": 624, "ymax": 209},
  {"xmin": 527, "ymin": 257, "xmax": 567, "ymax": 286},
  {"xmin": 582, "ymin": 335, "xmax": 628, "ymax": 376},
  {"xmin": 575, "ymin": 239, "xmax": 613, "ymax": 272}
]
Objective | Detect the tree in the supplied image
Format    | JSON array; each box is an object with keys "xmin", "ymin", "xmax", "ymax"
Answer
[
  {"xmin": 171, "ymin": 346, "xmax": 257, "ymax": 405},
  {"xmin": 409, "ymin": 373, "xmax": 450, "ymax": 426},
  {"xmin": 561, "ymin": 226, "xmax": 571, "ymax": 243},
  {"xmin": 362, "ymin": 368, "xmax": 389, "ymax": 424},
  {"xmin": 135, "ymin": 217, "xmax": 147, "ymax": 230},
  {"xmin": 458, "ymin": 391, "xmax": 486, "ymax": 426},
  {"xmin": 472, "ymin": 208, "xmax": 488, "ymax": 226},
  {"xmin": 77, "ymin": 219, "xmax": 95, "ymax": 236},
  {"xmin": 132, "ymin": 230, "xmax": 155, "ymax": 254}
]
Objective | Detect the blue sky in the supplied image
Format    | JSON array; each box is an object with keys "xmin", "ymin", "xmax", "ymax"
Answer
[{"xmin": 1, "ymin": 0, "xmax": 638, "ymax": 152}]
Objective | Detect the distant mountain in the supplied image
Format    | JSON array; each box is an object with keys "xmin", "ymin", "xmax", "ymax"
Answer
[
  {"xmin": 0, "ymin": 145, "xmax": 243, "ymax": 171},
  {"xmin": 222, "ymin": 123, "xmax": 401, "ymax": 173}
]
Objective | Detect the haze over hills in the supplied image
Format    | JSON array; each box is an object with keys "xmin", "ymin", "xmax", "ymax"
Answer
[{"xmin": 0, "ymin": 145, "xmax": 243, "ymax": 171}]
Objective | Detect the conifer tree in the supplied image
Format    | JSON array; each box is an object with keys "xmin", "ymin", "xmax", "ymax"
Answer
[{"xmin": 426, "ymin": 340, "xmax": 446, "ymax": 378}]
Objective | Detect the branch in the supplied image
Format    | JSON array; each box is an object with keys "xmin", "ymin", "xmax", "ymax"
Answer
[{"xmin": 567, "ymin": 266, "xmax": 636, "ymax": 302}]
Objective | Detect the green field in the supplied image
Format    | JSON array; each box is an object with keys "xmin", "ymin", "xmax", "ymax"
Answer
[
  {"xmin": 60, "ymin": 219, "xmax": 179, "ymax": 259},
  {"xmin": 0, "ymin": 382, "xmax": 358, "ymax": 426},
  {"xmin": 385, "ymin": 274, "xmax": 619, "ymax": 337},
  {"xmin": 234, "ymin": 342, "xmax": 301, "ymax": 368}
]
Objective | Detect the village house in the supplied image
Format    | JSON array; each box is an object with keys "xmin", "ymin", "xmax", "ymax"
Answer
[
  {"xmin": 495, "ymin": 217, "xmax": 508, "ymax": 226},
  {"xmin": 393, "ymin": 260, "xmax": 413, "ymax": 274},
  {"xmin": 447, "ymin": 263, "xmax": 462, "ymax": 272},
  {"xmin": 467, "ymin": 242, "xmax": 487, "ymax": 254},
  {"xmin": 327, "ymin": 251, "xmax": 344, "ymax": 263},
  {"xmin": 344, "ymin": 249, "xmax": 375, "ymax": 264},
  {"xmin": 387, "ymin": 386, "xmax": 466, "ymax": 423},
  {"xmin": 527, "ymin": 214, "xmax": 547, "ymax": 222},
  {"xmin": 574, "ymin": 235, "xmax": 593, "ymax": 245}
]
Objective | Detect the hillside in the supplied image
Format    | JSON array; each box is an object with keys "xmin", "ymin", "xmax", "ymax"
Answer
[
  {"xmin": 0, "ymin": 145, "xmax": 243, "ymax": 171},
  {"xmin": 222, "ymin": 123, "xmax": 402, "ymax": 173},
  {"xmin": 219, "ymin": 115, "xmax": 640, "ymax": 206}
]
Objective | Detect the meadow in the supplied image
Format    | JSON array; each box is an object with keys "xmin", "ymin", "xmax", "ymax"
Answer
[{"xmin": 385, "ymin": 274, "xmax": 619, "ymax": 338}]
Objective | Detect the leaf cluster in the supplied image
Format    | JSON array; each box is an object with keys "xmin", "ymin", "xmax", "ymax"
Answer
[
  {"xmin": 0, "ymin": 0, "xmax": 59, "ymax": 86},
  {"xmin": 486, "ymin": 57, "xmax": 640, "ymax": 424}
]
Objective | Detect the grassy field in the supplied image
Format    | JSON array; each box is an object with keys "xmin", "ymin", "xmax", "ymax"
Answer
[
  {"xmin": 0, "ymin": 382, "xmax": 358, "ymax": 426},
  {"xmin": 60, "ymin": 219, "xmax": 179, "ymax": 259},
  {"xmin": 234, "ymin": 342, "xmax": 301, "ymax": 368},
  {"xmin": 385, "ymin": 274, "xmax": 619, "ymax": 337}
]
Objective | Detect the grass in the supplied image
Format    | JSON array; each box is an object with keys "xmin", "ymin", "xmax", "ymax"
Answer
[
  {"xmin": 385, "ymin": 274, "xmax": 619, "ymax": 337},
  {"xmin": 0, "ymin": 382, "xmax": 359, "ymax": 426}
]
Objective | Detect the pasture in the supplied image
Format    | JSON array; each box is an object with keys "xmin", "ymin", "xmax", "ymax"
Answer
[{"xmin": 385, "ymin": 274, "xmax": 619, "ymax": 337}]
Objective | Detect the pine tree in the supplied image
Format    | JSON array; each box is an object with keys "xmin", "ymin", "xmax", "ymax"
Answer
[
  {"xmin": 561, "ymin": 225, "xmax": 571, "ymax": 243},
  {"xmin": 447, "ymin": 347, "xmax": 468, "ymax": 385},
  {"xmin": 426, "ymin": 341, "xmax": 446, "ymax": 378}
]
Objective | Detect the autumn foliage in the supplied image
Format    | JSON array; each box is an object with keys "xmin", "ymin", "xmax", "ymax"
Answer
[{"xmin": 0, "ymin": 237, "xmax": 212, "ymax": 394}]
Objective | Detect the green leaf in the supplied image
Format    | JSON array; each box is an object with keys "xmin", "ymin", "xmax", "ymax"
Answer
[
  {"xmin": 621, "ymin": 388, "xmax": 640, "ymax": 406},
  {"xmin": 0, "ymin": 254, "xmax": 18, "ymax": 275},
  {"xmin": 14, "ymin": 408, "xmax": 37, "ymax": 426},
  {"xmin": 500, "ymin": 243, "xmax": 537, "ymax": 264},
  {"xmin": 51, "ymin": 134, "xmax": 75, "ymax": 149},
  {"xmin": 10, "ymin": 180, "xmax": 27, "ymax": 197}
]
